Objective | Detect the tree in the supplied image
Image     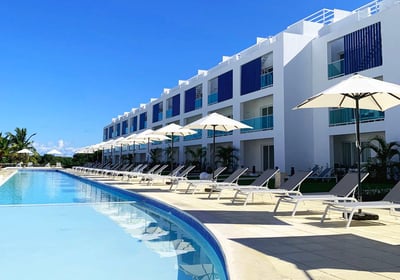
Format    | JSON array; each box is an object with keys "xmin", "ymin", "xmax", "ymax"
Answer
[
  {"xmin": 0, "ymin": 133, "xmax": 10, "ymax": 163},
  {"xmin": 215, "ymin": 146, "xmax": 238, "ymax": 172},
  {"xmin": 185, "ymin": 147, "xmax": 206, "ymax": 170},
  {"xmin": 7, "ymin": 128, "xmax": 37, "ymax": 152},
  {"xmin": 363, "ymin": 135, "xmax": 400, "ymax": 181},
  {"xmin": 149, "ymin": 148, "xmax": 162, "ymax": 164}
]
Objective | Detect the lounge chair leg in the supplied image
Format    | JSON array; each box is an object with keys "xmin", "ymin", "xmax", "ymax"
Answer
[
  {"xmin": 273, "ymin": 198, "xmax": 282, "ymax": 213},
  {"xmin": 321, "ymin": 205, "xmax": 330, "ymax": 223},
  {"xmin": 346, "ymin": 210, "xmax": 356, "ymax": 228},
  {"xmin": 291, "ymin": 203, "xmax": 299, "ymax": 216}
]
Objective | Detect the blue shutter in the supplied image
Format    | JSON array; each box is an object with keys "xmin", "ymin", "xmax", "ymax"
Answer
[
  {"xmin": 344, "ymin": 22, "xmax": 382, "ymax": 75},
  {"xmin": 241, "ymin": 58, "xmax": 261, "ymax": 95},
  {"xmin": 185, "ymin": 87, "xmax": 196, "ymax": 113},
  {"xmin": 152, "ymin": 103, "xmax": 160, "ymax": 122},
  {"xmin": 139, "ymin": 113, "xmax": 146, "ymax": 129},
  {"xmin": 133, "ymin": 116, "xmax": 138, "ymax": 132},
  {"xmin": 172, "ymin": 94, "xmax": 180, "ymax": 116},
  {"xmin": 218, "ymin": 70, "xmax": 233, "ymax": 102}
]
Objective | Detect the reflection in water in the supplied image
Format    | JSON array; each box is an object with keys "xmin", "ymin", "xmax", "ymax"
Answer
[{"xmin": 79, "ymin": 182, "xmax": 224, "ymax": 280}]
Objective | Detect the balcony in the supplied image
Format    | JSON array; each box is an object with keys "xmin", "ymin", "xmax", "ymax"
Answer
[
  {"xmin": 208, "ymin": 130, "xmax": 232, "ymax": 138},
  {"xmin": 329, "ymin": 108, "xmax": 384, "ymax": 126},
  {"xmin": 166, "ymin": 109, "xmax": 173, "ymax": 118},
  {"xmin": 328, "ymin": 59, "xmax": 344, "ymax": 79},
  {"xmin": 208, "ymin": 93, "xmax": 218, "ymax": 105},
  {"xmin": 195, "ymin": 98, "xmax": 202, "ymax": 109},
  {"xmin": 184, "ymin": 130, "xmax": 202, "ymax": 141},
  {"xmin": 241, "ymin": 115, "xmax": 273, "ymax": 132},
  {"xmin": 261, "ymin": 72, "xmax": 273, "ymax": 88}
]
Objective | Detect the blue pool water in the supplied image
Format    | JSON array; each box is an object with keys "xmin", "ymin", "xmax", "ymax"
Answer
[{"xmin": 0, "ymin": 170, "xmax": 227, "ymax": 280}]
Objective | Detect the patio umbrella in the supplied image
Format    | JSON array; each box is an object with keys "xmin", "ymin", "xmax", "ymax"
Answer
[
  {"xmin": 135, "ymin": 129, "xmax": 170, "ymax": 163},
  {"xmin": 46, "ymin": 149, "xmax": 62, "ymax": 156},
  {"xmin": 17, "ymin": 148, "xmax": 34, "ymax": 164},
  {"xmin": 154, "ymin": 123, "xmax": 197, "ymax": 173},
  {"xmin": 295, "ymin": 73, "xmax": 400, "ymax": 201},
  {"xmin": 184, "ymin": 112, "xmax": 252, "ymax": 178}
]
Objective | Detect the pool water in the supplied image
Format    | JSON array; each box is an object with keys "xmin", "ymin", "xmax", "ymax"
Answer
[{"xmin": 0, "ymin": 170, "xmax": 227, "ymax": 280}]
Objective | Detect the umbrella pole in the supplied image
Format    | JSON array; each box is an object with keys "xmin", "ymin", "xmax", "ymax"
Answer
[
  {"xmin": 170, "ymin": 133, "xmax": 174, "ymax": 174},
  {"xmin": 355, "ymin": 99, "xmax": 362, "ymax": 202},
  {"xmin": 212, "ymin": 125, "xmax": 216, "ymax": 180}
]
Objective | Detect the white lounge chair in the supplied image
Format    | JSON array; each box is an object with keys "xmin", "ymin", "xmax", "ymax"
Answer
[
  {"xmin": 207, "ymin": 167, "xmax": 249, "ymax": 199},
  {"xmin": 321, "ymin": 180, "xmax": 400, "ymax": 228},
  {"xmin": 274, "ymin": 172, "xmax": 369, "ymax": 216},
  {"xmin": 183, "ymin": 166, "xmax": 227, "ymax": 194},
  {"xmin": 231, "ymin": 169, "xmax": 280, "ymax": 205}
]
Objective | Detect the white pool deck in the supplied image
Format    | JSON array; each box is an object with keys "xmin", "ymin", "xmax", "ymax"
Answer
[{"xmin": 3, "ymin": 168, "xmax": 400, "ymax": 280}]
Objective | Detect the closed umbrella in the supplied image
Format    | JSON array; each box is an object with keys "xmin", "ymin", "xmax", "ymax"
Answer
[
  {"xmin": 154, "ymin": 123, "xmax": 197, "ymax": 172},
  {"xmin": 295, "ymin": 73, "xmax": 400, "ymax": 201},
  {"xmin": 184, "ymin": 112, "xmax": 252, "ymax": 178}
]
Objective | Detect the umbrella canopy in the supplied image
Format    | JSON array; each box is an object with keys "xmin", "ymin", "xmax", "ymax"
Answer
[
  {"xmin": 154, "ymin": 123, "xmax": 197, "ymax": 172},
  {"xmin": 46, "ymin": 149, "xmax": 62, "ymax": 156},
  {"xmin": 184, "ymin": 112, "xmax": 252, "ymax": 178},
  {"xmin": 17, "ymin": 148, "xmax": 34, "ymax": 155},
  {"xmin": 295, "ymin": 74, "xmax": 400, "ymax": 201},
  {"xmin": 135, "ymin": 129, "xmax": 170, "ymax": 162}
]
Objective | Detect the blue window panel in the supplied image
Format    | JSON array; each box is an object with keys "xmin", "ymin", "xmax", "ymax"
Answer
[
  {"xmin": 185, "ymin": 87, "xmax": 196, "ymax": 113},
  {"xmin": 122, "ymin": 120, "xmax": 128, "ymax": 135},
  {"xmin": 152, "ymin": 103, "xmax": 160, "ymax": 123},
  {"xmin": 103, "ymin": 128, "xmax": 108, "ymax": 140},
  {"xmin": 172, "ymin": 94, "xmax": 180, "ymax": 116},
  {"xmin": 166, "ymin": 109, "xmax": 173, "ymax": 118},
  {"xmin": 241, "ymin": 58, "xmax": 261, "ymax": 95},
  {"xmin": 208, "ymin": 93, "xmax": 218, "ymax": 105},
  {"xmin": 195, "ymin": 98, "xmax": 202, "ymax": 109},
  {"xmin": 116, "ymin": 123, "xmax": 121, "ymax": 137},
  {"xmin": 139, "ymin": 113, "xmax": 147, "ymax": 130},
  {"xmin": 132, "ymin": 116, "xmax": 138, "ymax": 132},
  {"xmin": 218, "ymin": 70, "xmax": 233, "ymax": 102},
  {"xmin": 108, "ymin": 127, "xmax": 114, "ymax": 139},
  {"xmin": 344, "ymin": 22, "xmax": 382, "ymax": 75}
]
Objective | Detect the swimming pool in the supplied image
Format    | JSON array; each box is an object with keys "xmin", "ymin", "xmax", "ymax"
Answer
[{"xmin": 0, "ymin": 170, "xmax": 228, "ymax": 280}]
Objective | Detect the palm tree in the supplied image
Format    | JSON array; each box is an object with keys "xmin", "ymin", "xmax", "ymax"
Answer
[
  {"xmin": 363, "ymin": 135, "xmax": 400, "ymax": 181},
  {"xmin": 7, "ymin": 128, "xmax": 37, "ymax": 152},
  {"xmin": 215, "ymin": 146, "xmax": 238, "ymax": 172},
  {"xmin": 0, "ymin": 133, "xmax": 10, "ymax": 163},
  {"xmin": 185, "ymin": 147, "xmax": 206, "ymax": 170},
  {"xmin": 149, "ymin": 148, "xmax": 162, "ymax": 164}
]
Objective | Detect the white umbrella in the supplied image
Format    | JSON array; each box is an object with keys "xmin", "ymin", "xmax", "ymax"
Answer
[
  {"xmin": 295, "ymin": 74, "xmax": 400, "ymax": 201},
  {"xmin": 123, "ymin": 134, "xmax": 147, "ymax": 163},
  {"xmin": 154, "ymin": 123, "xmax": 197, "ymax": 172},
  {"xmin": 135, "ymin": 129, "xmax": 170, "ymax": 163},
  {"xmin": 46, "ymin": 149, "xmax": 62, "ymax": 156},
  {"xmin": 17, "ymin": 148, "xmax": 34, "ymax": 155},
  {"xmin": 184, "ymin": 112, "xmax": 252, "ymax": 178}
]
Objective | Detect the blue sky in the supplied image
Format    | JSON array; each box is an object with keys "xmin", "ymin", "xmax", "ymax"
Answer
[{"xmin": 0, "ymin": 0, "xmax": 370, "ymax": 155}]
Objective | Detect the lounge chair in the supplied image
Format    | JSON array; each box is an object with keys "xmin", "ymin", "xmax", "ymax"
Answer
[
  {"xmin": 231, "ymin": 169, "xmax": 280, "ymax": 205},
  {"xmin": 233, "ymin": 170, "xmax": 312, "ymax": 206},
  {"xmin": 274, "ymin": 172, "xmax": 369, "ymax": 216},
  {"xmin": 206, "ymin": 167, "xmax": 249, "ymax": 199},
  {"xmin": 139, "ymin": 164, "xmax": 169, "ymax": 184},
  {"xmin": 145, "ymin": 165, "xmax": 185, "ymax": 186},
  {"xmin": 321, "ymin": 180, "xmax": 400, "ymax": 228},
  {"xmin": 183, "ymin": 166, "xmax": 227, "ymax": 194},
  {"xmin": 168, "ymin": 165, "xmax": 196, "ymax": 190}
]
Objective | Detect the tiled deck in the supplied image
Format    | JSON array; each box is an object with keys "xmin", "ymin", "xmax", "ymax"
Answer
[{"xmin": 3, "ymin": 168, "xmax": 400, "ymax": 279}]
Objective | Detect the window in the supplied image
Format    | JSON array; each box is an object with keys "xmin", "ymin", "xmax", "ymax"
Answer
[
  {"xmin": 185, "ymin": 84, "xmax": 202, "ymax": 113},
  {"xmin": 139, "ymin": 113, "xmax": 147, "ymax": 130},
  {"xmin": 328, "ymin": 22, "xmax": 382, "ymax": 79},
  {"xmin": 166, "ymin": 94, "xmax": 180, "ymax": 118},
  {"xmin": 208, "ymin": 71, "xmax": 233, "ymax": 104},
  {"xmin": 122, "ymin": 120, "xmax": 128, "ymax": 135},
  {"xmin": 208, "ymin": 78, "xmax": 218, "ymax": 104},
  {"xmin": 152, "ymin": 102, "xmax": 163, "ymax": 123}
]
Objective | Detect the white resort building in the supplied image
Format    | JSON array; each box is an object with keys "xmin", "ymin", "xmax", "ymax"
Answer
[{"xmin": 102, "ymin": 0, "xmax": 400, "ymax": 175}]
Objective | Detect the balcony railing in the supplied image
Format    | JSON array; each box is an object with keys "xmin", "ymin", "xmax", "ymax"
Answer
[
  {"xmin": 328, "ymin": 59, "xmax": 344, "ymax": 79},
  {"xmin": 195, "ymin": 98, "xmax": 202, "ymax": 109},
  {"xmin": 241, "ymin": 115, "xmax": 273, "ymax": 132},
  {"xmin": 166, "ymin": 109, "xmax": 173, "ymax": 118},
  {"xmin": 207, "ymin": 130, "xmax": 232, "ymax": 138},
  {"xmin": 208, "ymin": 93, "xmax": 218, "ymax": 105},
  {"xmin": 329, "ymin": 108, "xmax": 384, "ymax": 126},
  {"xmin": 261, "ymin": 72, "xmax": 273, "ymax": 88},
  {"xmin": 184, "ymin": 130, "xmax": 202, "ymax": 141}
]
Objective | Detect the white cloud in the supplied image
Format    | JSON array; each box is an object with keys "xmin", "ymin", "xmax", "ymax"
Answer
[{"xmin": 33, "ymin": 139, "xmax": 78, "ymax": 156}]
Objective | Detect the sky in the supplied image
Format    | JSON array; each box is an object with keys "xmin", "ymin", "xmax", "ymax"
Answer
[{"xmin": 0, "ymin": 0, "xmax": 371, "ymax": 156}]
